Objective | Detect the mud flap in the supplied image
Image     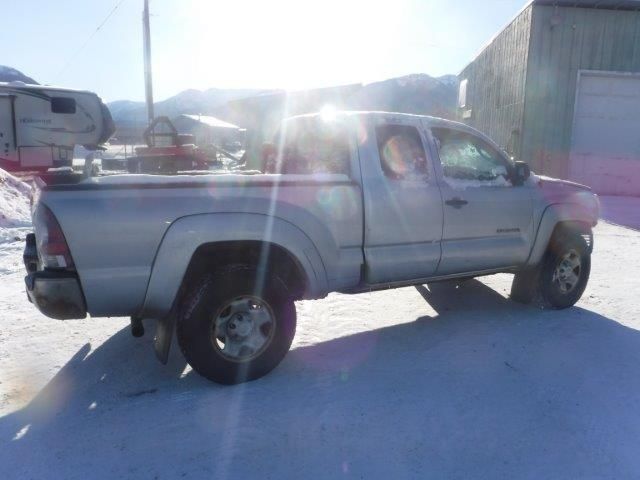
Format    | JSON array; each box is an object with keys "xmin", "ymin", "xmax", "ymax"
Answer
[
  {"xmin": 154, "ymin": 313, "xmax": 177, "ymax": 365},
  {"xmin": 510, "ymin": 264, "xmax": 542, "ymax": 305}
]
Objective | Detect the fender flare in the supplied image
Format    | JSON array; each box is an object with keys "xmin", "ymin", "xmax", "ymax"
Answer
[
  {"xmin": 526, "ymin": 202, "xmax": 597, "ymax": 267},
  {"xmin": 145, "ymin": 213, "xmax": 329, "ymax": 364},
  {"xmin": 140, "ymin": 213, "xmax": 328, "ymax": 321}
]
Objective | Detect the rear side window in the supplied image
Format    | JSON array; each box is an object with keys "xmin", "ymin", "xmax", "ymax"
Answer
[
  {"xmin": 51, "ymin": 97, "xmax": 76, "ymax": 114},
  {"xmin": 375, "ymin": 124, "xmax": 429, "ymax": 181},
  {"xmin": 268, "ymin": 119, "xmax": 350, "ymax": 175}
]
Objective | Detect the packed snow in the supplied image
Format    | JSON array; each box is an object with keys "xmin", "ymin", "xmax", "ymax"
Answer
[
  {"xmin": 0, "ymin": 169, "xmax": 31, "ymax": 275},
  {"xmin": 1, "ymin": 172, "xmax": 639, "ymax": 478}
]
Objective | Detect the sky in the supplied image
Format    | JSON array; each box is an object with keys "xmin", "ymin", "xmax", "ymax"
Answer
[{"xmin": 1, "ymin": 0, "xmax": 528, "ymax": 102}]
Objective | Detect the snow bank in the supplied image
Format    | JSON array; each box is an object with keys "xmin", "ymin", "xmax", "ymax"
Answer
[
  {"xmin": 0, "ymin": 168, "xmax": 31, "ymax": 273},
  {"xmin": 0, "ymin": 168, "xmax": 31, "ymax": 228}
]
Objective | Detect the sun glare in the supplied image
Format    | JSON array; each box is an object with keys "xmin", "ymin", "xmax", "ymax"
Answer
[
  {"xmin": 320, "ymin": 105, "xmax": 338, "ymax": 122},
  {"xmin": 161, "ymin": 0, "xmax": 409, "ymax": 92}
]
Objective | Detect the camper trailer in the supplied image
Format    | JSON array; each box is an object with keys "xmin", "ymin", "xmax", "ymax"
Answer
[{"xmin": 0, "ymin": 82, "xmax": 114, "ymax": 171}]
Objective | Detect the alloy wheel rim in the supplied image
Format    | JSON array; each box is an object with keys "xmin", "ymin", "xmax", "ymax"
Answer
[
  {"xmin": 211, "ymin": 296, "xmax": 275, "ymax": 361},
  {"xmin": 552, "ymin": 249, "xmax": 582, "ymax": 294}
]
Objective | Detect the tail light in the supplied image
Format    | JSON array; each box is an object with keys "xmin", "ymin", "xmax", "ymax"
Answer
[{"xmin": 33, "ymin": 205, "xmax": 75, "ymax": 270}]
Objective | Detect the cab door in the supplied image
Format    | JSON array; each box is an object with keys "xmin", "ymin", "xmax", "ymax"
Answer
[
  {"xmin": 428, "ymin": 125, "xmax": 534, "ymax": 275},
  {"xmin": 361, "ymin": 117, "xmax": 443, "ymax": 284}
]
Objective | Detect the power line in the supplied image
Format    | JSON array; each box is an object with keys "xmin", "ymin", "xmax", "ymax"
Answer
[{"xmin": 55, "ymin": 0, "xmax": 129, "ymax": 79}]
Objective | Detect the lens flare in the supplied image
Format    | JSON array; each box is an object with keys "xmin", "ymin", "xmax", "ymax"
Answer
[{"xmin": 320, "ymin": 105, "xmax": 338, "ymax": 122}]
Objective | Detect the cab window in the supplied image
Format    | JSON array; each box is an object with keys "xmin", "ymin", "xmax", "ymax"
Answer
[
  {"xmin": 375, "ymin": 124, "xmax": 429, "ymax": 181},
  {"xmin": 267, "ymin": 119, "xmax": 350, "ymax": 175},
  {"xmin": 432, "ymin": 128, "xmax": 512, "ymax": 186}
]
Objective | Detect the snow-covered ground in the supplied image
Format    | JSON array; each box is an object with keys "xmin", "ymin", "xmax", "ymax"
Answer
[
  {"xmin": 0, "ymin": 169, "xmax": 31, "ymax": 275},
  {"xmin": 1, "ymin": 178, "xmax": 640, "ymax": 478}
]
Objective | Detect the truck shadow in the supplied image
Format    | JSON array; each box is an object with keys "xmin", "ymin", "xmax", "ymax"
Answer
[{"xmin": 2, "ymin": 280, "xmax": 640, "ymax": 478}]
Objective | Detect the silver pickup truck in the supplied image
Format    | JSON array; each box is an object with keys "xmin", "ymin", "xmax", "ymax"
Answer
[{"xmin": 23, "ymin": 112, "xmax": 600, "ymax": 384}]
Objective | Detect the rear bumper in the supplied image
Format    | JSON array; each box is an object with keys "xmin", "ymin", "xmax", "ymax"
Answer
[
  {"xmin": 24, "ymin": 234, "xmax": 87, "ymax": 320},
  {"xmin": 25, "ymin": 271, "xmax": 87, "ymax": 320}
]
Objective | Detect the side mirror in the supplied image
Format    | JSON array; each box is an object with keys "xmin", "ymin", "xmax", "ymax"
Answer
[{"xmin": 513, "ymin": 160, "xmax": 530, "ymax": 186}]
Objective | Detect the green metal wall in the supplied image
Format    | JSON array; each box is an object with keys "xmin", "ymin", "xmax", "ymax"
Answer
[
  {"xmin": 521, "ymin": 5, "xmax": 640, "ymax": 177},
  {"xmin": 459, "ymin": 5, "xmax": 532, "ymax": 158}
]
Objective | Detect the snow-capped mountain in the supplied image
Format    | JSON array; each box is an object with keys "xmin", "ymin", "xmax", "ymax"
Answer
[
  {"xmin": 107, "ymin": 73, "xmax": 459, "ymax": 138},
  {"xmin": 436, "ymin": 74, "xmax": 459, "ymax": 87},
  {"xmin": 108, "ymin": 88, "xmax": 268, "ymax": 127},
  {"xmin": 0, "ymin": 66, "xmax": 38, "ymax": 84},
  {"xmin": 349, "ymin": 73, "xmax": 459, "ymax": 118}
]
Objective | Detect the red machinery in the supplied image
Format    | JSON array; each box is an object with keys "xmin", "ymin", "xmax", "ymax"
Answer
[{"xmin": 126, "ymin": 116, "xmax": 213, "ymax": 173}]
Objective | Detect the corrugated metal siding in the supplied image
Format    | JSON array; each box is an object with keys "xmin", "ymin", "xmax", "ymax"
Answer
[
  {"xmin": 459, "ymin": 6, "xmax": 532, "ymax": 157},
  {"xmin": 521, "ymin": 5, "xmax": 640, "ymax": 177}
]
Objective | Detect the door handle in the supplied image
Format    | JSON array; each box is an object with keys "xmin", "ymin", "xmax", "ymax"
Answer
[{"xmin": 445, "ymin": 197, "xmax": 468, "ymax": 208}]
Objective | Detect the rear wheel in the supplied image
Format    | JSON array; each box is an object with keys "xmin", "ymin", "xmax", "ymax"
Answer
[{"xmin": 177, "ymin": 264, "xmax": 296, "ymax": 384}]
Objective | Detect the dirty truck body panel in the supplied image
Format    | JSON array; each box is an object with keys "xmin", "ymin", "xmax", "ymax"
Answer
[{"xmin": 42, "ymin": 176, "xmax": 364, "ymax": 317}]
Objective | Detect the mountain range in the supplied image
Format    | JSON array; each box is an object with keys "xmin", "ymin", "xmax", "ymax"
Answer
[
  {"xmin": 108, "ymin": 87, "xmax": 267, "ymax": 128},
  {"xmin": 0, "ymin": 66, "xmax": 459, "ymax": 140},
  {"xmin": 0, "ymin": 66, "xmax": 38, "ymax": 85},
  {"xmin": 109, "ymin": 74, "xmax": 459, "ymax": 130}
]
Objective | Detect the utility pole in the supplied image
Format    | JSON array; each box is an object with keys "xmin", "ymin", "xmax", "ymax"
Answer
[{"xmin": 142, "ymin": 0, "xmax": 154, "ymax": 125}]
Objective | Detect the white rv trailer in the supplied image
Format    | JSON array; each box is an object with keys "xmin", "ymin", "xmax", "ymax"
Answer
[{"xmin": 0, "ymin": 81, "xmax": 114, "ymax": 171}]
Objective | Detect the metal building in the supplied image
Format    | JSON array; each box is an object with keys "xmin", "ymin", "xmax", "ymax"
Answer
[
  {"xmin": 172, "ymin": 114, "xmax": 246, "ymax": 149},
  {"xmin": 459, "ymin": 0, "xmax": 640, "ymax": 195}
]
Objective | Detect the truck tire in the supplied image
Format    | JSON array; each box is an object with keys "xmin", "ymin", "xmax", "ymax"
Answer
[
  {"xmin": 176, "ymin": 264, "xmax": 296, "ymax": 385},
  {"xmin": 538, "ymin": 231, "xmax": 591, "ymax": 309}
]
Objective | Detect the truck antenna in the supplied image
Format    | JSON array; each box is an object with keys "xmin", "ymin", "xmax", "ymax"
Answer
[{"xmin": 143, "ymin": 0, "xmax": 155, "ymax": 125}]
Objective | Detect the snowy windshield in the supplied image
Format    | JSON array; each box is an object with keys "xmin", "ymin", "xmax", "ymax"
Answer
[{"xmin": 433, "ymin": 128, "xmax": 511, "ymax": 183}]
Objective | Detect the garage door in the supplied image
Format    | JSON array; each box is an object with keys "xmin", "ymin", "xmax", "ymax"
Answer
[{"xmin": 569, "ymin": 72, "xmax": 640, "ymax": 195}]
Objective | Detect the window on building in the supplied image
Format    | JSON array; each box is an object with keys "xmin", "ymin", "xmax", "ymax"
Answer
[
  {"xmin": 375, "ymin": 124, "xmax": 429, "ymax": 181},
  {"xmin": 458, "ymin": 79, "xmax": 468, "ymax": 108},
  {"xmin": 432, "ymin": 128, "xmax": 511, "ymax": 186},
  {"xmin": 51, "ymin": 97, "xmax": 76, "ymax": 114}
]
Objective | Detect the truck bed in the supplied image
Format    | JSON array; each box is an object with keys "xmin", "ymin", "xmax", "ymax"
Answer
[{"xmin": 35, "ymin": 172, "xmax": 364, "ymax": 317}]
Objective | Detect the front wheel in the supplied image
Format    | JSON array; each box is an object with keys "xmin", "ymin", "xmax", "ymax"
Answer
[
  {"xmin": 176, "ymin": 265, "xmax": 296, "ymax": 384},
  {"xmin": 538, "ymin": 232, "xmax": 591, "ymax": 309}
]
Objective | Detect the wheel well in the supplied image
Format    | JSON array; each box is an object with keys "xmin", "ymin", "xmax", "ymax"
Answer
[
  {"xmin": 180, "ymin": 241, "xmax": 308, "ymax": 302},
  {"xmin": 549, "ymin": 221, "xmax": 593, "ymax": 253}
]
